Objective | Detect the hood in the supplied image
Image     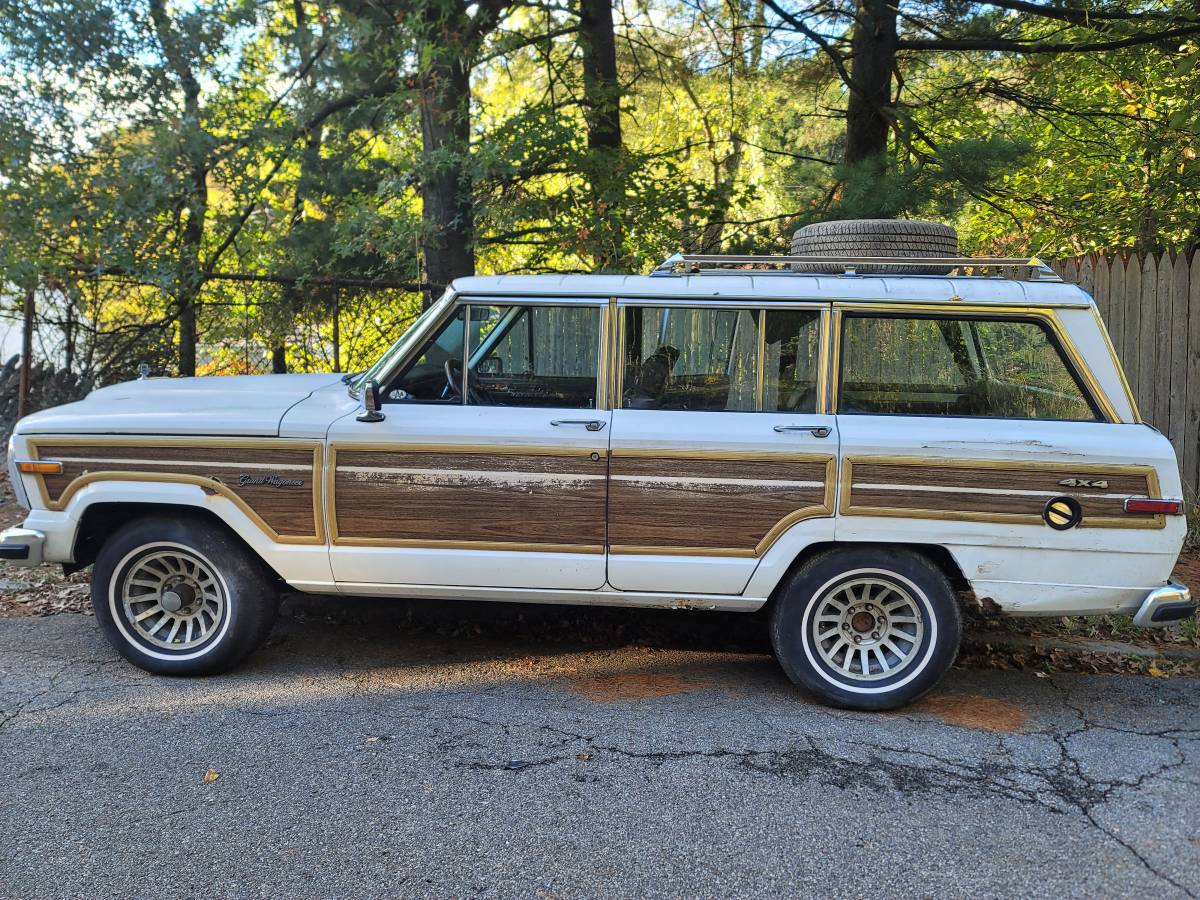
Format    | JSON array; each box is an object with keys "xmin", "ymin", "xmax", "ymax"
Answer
[{"xmin": 14, "ymin": 373, "xmax": 345, "ymax": 437}]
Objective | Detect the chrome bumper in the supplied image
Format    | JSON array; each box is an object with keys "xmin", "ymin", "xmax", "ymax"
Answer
[
  {"xmin": 0, "ymin": 526, "xmax": 45, "ymax": 566},
  {"xmin": 1132, "ymin": 580, "xmax": 1195, "ymax": 628}
]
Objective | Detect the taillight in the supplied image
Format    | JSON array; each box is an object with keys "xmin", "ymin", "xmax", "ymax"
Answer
[{"xmin": 1124, "ymin": 498, "xmax": 1184, "ymax": 515}]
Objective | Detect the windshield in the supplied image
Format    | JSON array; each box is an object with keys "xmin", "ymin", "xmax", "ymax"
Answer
[{"xmin": 350, "ymin": 290, "xmax": 455, "ymax": 395}]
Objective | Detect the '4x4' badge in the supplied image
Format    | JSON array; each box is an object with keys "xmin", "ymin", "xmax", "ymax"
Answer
[{"xmin": 1058, "ymin": 478, "xmax": 1108, "ymax": 489}]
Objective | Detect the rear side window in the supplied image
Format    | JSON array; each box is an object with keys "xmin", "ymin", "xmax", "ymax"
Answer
[
  {"xmin": 621, "ymin": 306, "xmax": 821, "ymax": 412},
  {"xmin": 838, "ymin": 314, "xmax": 1100, "ymax": 421}
]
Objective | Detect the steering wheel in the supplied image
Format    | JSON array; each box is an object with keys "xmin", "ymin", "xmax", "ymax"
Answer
[{"xmin": 443, "ymin": 358, "xmax": 484, "ymax": 404}]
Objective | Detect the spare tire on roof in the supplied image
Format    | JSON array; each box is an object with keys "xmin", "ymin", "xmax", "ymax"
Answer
[{"xmin": 790, "ymin": 219, "xmax": 959, "ymax": 274}]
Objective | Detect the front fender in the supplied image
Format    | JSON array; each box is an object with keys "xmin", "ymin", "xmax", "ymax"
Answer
[{"xmin": 25, "ymin": 479, "xmax": 334, "ymax": 588}]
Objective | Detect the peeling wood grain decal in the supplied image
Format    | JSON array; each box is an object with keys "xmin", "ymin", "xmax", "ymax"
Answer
[
  {"xmin": 608, "ymin": 451, "xmax": 836, "ymax": 556},
  {"xmin": 29, "ymin": 438, "xmax": 324, "ymax": 544},
  {"xmin": 329, "ymin": 444, "xmax": 608, "ymax": 552},
  {"xmin": 839, "ymin": 455, "xmax": 1164, "ymax": 529}
]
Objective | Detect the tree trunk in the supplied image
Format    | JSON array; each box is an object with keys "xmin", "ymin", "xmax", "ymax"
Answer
[
  {"xmin": 579, "ymin": 0, "xmax": 621, "ymax": 153},
  {"xmin": 271, "ymin": 346, "xmax": 288, "ymax": 374},
  {"xmin": 844, "ymin": 0, "xmax": 898, "ymax": 169},
  {"xmin": 177, "ymin": 159, "xmax": 205, "ymax": 377},
  {"xmin": 17, "ymin": 282, "xmax": 33, "ymax": 421},
  {"xmin": 578, "ymin": 0, "xmax": 623, "ymax": 269},
  {"xmin": 149, "ymin": 0, "xmax": 206, "ymax": 377},
  {"xmin": 418, "ymin": 53, "xmax": 475, "ymax": 303},
  {"xmin": 332, "ymin": 292, "xmax": 341, "ymax": 372}
]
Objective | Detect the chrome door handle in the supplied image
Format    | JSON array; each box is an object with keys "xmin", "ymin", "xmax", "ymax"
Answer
[
  {"xmin": 551, "ymin": 419, "xmax": 606, "ymax": 432},
  {"xmin": 774, "ymin": 424, "xmax": 832, "ymax": 438}
]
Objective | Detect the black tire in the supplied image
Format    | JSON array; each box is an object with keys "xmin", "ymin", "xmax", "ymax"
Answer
[
  {"xmin": 769, "ymin": 546, "xmax": 961, "ymax": 710},
  {"xmin": 91, "ymin": 514, "xmax": 279, "ymax": 676},
  {"xmin": 790, "ymin": 219, "xmax": 959, "ymax": 274}
]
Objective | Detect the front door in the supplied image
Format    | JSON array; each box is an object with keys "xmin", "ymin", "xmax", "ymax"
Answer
[
  {"xmin": 607, "ymin": 301, "xmax": 838, "ymax": 594},
  {"xmin": 327, "ymin": 299, "xmax": 610, "ymax": 590}
]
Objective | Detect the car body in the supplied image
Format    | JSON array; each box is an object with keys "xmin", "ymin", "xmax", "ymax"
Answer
[{"xmin": 3, "ymin": 253, "xmax": 1193, "ymax": 707}]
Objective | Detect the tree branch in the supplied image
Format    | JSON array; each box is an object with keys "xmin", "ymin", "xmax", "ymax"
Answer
[
  {"xmin": 974, "ymin": 0, "xmax": 1186, "ymax": 24},
  {"xmin": 203, "ymin": 76, "xmax": 409, "ymax": 275},
  {"xmin": 900, "ymin": 22, "xmax": 1200, "ymax": 53}
]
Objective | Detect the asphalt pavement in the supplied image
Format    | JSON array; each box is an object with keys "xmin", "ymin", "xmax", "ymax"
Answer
[{"xmin": 2, "ymin": 598, "xmax": 1198, "ymax": 899}]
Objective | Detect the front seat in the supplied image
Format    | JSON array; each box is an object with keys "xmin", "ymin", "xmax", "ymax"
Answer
[{"xmin": 624, "ymin": 345, "xmax": 680, "ymax": 409}]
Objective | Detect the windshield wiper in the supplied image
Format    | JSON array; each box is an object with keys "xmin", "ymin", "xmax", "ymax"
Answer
[{"xmin": 340, "ymin": 371, "xmax": 361, "ymax": 384}]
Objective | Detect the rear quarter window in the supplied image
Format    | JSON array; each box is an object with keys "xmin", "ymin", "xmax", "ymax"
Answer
[{"xmin": 838, "ymin": 314, "xmax": 1100, "ymax": 421}]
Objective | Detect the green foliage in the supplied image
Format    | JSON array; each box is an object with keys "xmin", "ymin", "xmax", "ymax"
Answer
[
  {"xmin": 1, "ymin": 0, "xmax": 1197, "ymax": 381},
  {"xmin": 823, "ymin": 137, "xmax": 1029, "ymax": 225}
]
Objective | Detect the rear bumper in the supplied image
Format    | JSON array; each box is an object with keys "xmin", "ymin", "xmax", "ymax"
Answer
[
  {"xmin": 1132, "ymin": 580, "xmax": 1194, "ymax": 628},
  {"xmin": 0, "ymin": 526, "xmax": 45, "ymax": 566}
]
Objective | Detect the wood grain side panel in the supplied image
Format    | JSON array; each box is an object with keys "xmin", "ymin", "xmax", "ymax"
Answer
[
  {"xmin": 608, "ymin": 455, "xmax": 833, "ymax": 552},
  {"xmin": 337, "ymin": 450, "xmax": 600, "ymax": 476},
  {"xmin": 333, "ymin": 450, "xmax": 607, "ymax": 547},
  {"xmin": 34, "ymin": 443, "xmax": 319, "ymax": 538},
  {"xmin": 845, "ymin": 459, "xmax": 1159, "ymax": 526},
  {"xmin": 36, "ymin": 445, "xmax": 314, "ymax": 467},
  {"xmin": 849, "ymin": 487, "xmax": 1140, "ymax": 520},
  {"xmin": 613, "ymin": 456, "xmax": 828, "ymax": 484},
  {"xmin": 852, "ymin": 463, "xmax": 1150, "ymax": 497}
]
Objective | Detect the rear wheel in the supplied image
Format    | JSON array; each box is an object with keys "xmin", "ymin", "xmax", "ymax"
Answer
[
  {"xmin": 770, "ymin": 547, "xmax": 961, "ymax": 709},
  {"xmin": 91, "ymin": 515, "xmax": 278, "ymax": 675}
]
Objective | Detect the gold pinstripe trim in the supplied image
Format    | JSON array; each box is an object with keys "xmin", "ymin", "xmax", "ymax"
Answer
[{"xmin": 817, "ymin": 308, "xmax": 832, "ymax": 415}]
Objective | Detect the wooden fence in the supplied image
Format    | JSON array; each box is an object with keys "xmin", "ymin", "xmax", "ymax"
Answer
[{"xmin": 1051, "ymin": 253, "xmax": 1199, "ymax": 502}]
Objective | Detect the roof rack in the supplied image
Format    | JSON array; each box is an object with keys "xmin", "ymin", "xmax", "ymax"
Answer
[{"xmin": 651, "ymin": 253, "xmax": 1060, "ymax": 282}]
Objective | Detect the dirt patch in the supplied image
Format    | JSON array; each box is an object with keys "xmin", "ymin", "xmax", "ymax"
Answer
[
  {"xmin": 1172, "ymin": 549, "xmax": 1200, "ymax": 591},
  {"xmin": 0, "ymin": 471, "xmax": 25, "ymax": 530},
  {"xmin": 911, "ymin": 693, "xmax": 1028, "ymax": 732},
  {"xmin": 567, "ymin": 671, "xmax": 711, "ymax": 702}
]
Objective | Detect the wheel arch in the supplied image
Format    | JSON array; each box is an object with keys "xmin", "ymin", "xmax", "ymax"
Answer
[
  {"xmin": 69, "ymin": 501, "xmax": 286, "ymax": 585},
  {"xmin": 761, "ymin": 540, "xmax": 974, "ymax": 611}
]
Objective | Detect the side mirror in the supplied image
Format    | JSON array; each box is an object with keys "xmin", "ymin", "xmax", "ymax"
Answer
[{"xmin": 357, "ymin": 379, "xmax": 386, "ymax": 423}]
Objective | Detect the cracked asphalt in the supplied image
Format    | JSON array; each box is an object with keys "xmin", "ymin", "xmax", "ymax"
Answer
[{"xmin": 2, "ymin": 599, "xmax": 1199, "ymax": 899}]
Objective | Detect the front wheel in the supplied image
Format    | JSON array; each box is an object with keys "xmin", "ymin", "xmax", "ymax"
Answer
[
  {"xmin": 91, "ymin": 515, "xmax": 279, "ymax": 676},
  {"xmin": 770, "ymin": 547, "xmax": 961, "ymax": 710}
]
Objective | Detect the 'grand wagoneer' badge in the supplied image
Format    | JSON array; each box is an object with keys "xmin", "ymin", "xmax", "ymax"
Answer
[{"xmin": 238, "ymin": 474, "xmax": 305, "ymax": 488}]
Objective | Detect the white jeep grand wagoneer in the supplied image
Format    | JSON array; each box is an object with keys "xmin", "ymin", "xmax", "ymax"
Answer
[{"xmin": 2, "ymin": 239, "xmax": 1193, "ymax": 709}]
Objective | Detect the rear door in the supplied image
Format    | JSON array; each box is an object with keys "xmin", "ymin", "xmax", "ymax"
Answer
[{"xmin": 607, "ymin": 301, "xmax": 837, "ymax": 594}]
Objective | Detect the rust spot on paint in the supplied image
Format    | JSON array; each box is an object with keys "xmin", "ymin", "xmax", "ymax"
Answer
[
  {"xmin": 912, "ymin": 693, "xmax": 1028, "ymax": 732},
  {"xmin": 567, "ymin": 672, "xmax": 709, "ymax": 702},
  {"xmin": 978, "ymin": 597, "xmax": 1003, "ymax": 616}
]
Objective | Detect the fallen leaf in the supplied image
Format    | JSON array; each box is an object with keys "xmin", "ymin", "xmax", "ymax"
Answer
[
  {"xmin": 576, "ymin": 753, "xmax": 593, "ymax": 761},
  {"xmin": 203, "ymin": 769, "xmax": 220, "ymax": 784},
  {"xmin": 1148, "ymin": 661, "xmax": 1169, "ymax": 679}
]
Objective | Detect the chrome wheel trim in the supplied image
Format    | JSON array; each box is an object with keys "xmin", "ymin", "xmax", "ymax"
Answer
[
  {"xmin": 800, "ymin": 568, "xmax": 938, "ymax": 695},
  {"xmin": 108, "ymin": 542, "xmax": 233, "ymax": 662},
  {"xmin": 809, "ymin": 577, "xmax": 926, "ymax": 682}
]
